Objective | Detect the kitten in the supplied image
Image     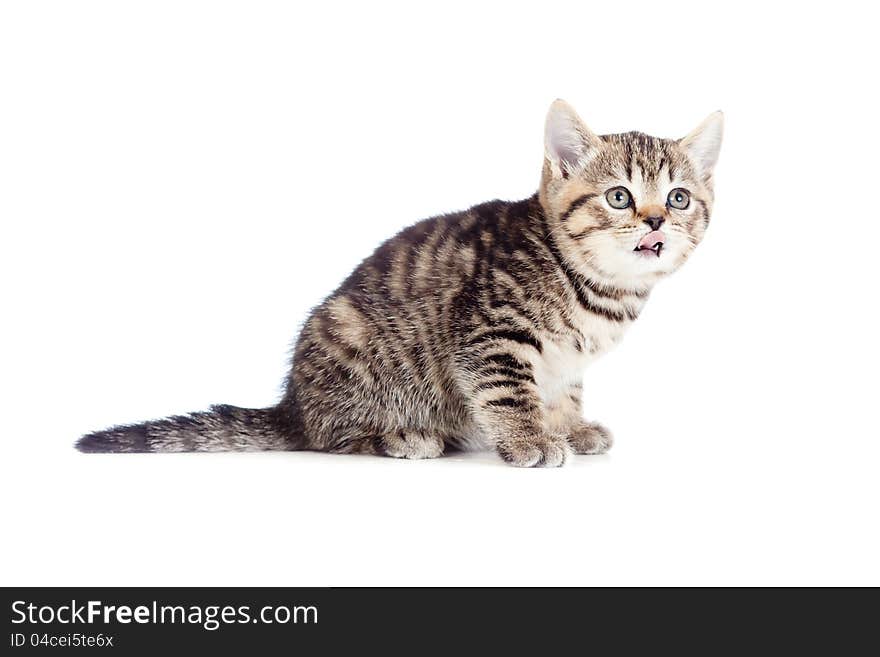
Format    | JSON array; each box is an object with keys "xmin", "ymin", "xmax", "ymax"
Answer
[{"xmin": 77, "ymin": 100, "xmax": 722, "ymax": 467}]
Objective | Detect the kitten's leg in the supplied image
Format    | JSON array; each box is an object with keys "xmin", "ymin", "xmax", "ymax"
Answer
[
  {"xmin": 551, "ymin": 382, "xmax": 614, "ymax": 455},
  {"xmin": 327, "ymin": 430, "xmax": 445, "ymax": 459},
  {"xmin": 466, "ymin": 351, "xmax": 571, "ymax": 467},
  {"xmin": 377, "ymin": 430, "xmax": 445, "ymax": 460},
  {"xmin": 566, "ymin": 421, "xmax": 613, "ymax": 455}
]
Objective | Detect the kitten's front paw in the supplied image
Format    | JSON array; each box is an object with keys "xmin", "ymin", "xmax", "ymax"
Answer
[
  {"xmin": 496, "ymin": 434, "xmax": 572, "ymax": 468},
  {"xmin": 567, "ymin": 422, "xmax": 614, "ymax": 455}
]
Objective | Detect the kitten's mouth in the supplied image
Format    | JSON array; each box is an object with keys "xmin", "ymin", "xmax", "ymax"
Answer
[{"xmin": 634, "ymin": 230, "xmax": 665, "ymax": 258}]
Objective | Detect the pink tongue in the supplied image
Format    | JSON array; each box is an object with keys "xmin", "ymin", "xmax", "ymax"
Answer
[{"xmin": 637, "ymin": 230, "xmax": 666, "ymax": 250}]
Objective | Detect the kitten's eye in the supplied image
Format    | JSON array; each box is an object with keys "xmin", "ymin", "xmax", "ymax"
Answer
[
  {"xmin": 605, "ymin": 187, "xmax": 632, "ymax": 209},
  {"xmin": 667, "ymin": 188, "xmax": 690, "ymax": 210}
]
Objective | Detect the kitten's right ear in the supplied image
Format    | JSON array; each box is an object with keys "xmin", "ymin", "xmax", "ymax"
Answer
[
  {"xmin": 680, "ymin": 111, "xmax": 724, "ymax": 177},
  {"xmin": 544, "ymin": 99, "xmax": 600, "ymax": 178}
]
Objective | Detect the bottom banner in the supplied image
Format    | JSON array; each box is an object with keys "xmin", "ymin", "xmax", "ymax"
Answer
[{"xmin": 1, "ymin": 587, "xmax": 872, "ymax": 652}]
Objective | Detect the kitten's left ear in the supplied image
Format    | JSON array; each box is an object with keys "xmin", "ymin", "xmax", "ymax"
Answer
[{"xmin": 680, "ymin": 111, "xmax": 724, "ymax": 177}]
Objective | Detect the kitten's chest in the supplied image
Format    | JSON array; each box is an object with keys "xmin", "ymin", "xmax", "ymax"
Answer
[{"xmin": 531, "ymin": 324, "xmax": 626, "ymax": 402}]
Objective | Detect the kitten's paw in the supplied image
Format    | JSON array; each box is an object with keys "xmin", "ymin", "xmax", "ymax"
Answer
[
  {"xmin": 567, "ymin": 421, "xmax": 614, "ymax": 455},
  {"xmin": 380, "ymin": 431, "xmax": 445, "ymax": 460},
  {"xmin": 496, "ymin": 434, "xmax": 572, "ymax": 468}
]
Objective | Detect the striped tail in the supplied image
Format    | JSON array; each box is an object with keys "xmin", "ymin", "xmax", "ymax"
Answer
[{"xmin": 75, "ymin": 404, "xmax": 296, "ymax": 453}]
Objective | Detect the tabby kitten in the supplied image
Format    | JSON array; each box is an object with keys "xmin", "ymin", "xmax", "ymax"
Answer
[{"xmin": 77, "ymin": 100, "xmax": 723, "ymax": 467}]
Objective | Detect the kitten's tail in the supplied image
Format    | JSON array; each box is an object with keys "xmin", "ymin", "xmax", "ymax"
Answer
[{"xmin": 75, "ymin": 404, "xmax": 300, "ymax": 453}]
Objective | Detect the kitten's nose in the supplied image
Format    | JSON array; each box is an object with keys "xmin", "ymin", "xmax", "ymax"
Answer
[{"xmin": 644, "ymin": 216, "xmax": 665, "ymax": 231}]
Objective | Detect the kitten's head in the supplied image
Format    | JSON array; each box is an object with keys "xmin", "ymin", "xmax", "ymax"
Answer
[{"xmin": 539, "ymin": 100, "xmax": 723, "ymax": 288}]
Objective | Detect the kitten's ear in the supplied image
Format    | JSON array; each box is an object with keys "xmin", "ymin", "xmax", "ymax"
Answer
[
  {"xmin": 544, "ymin": 99, "xmax": 600, "ymax": 178},
  {"xmin": 680, "ymin": 111, "xmax": 724, "ymax": 177}
]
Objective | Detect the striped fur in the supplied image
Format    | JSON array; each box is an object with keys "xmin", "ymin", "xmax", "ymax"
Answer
[{"xmin": 77, "ymin": 100, "xmax": 722, "ymax": 467}]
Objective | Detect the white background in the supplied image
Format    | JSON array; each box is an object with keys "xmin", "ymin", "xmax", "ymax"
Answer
[{"xmin": 1, "ymin": 1, "xmax": 878, "ymax": 586}]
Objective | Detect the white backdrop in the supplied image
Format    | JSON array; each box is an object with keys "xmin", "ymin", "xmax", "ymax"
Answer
[{"xmin": 1, "ymin": 1, "xmax": 878, "ymax": 586}]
